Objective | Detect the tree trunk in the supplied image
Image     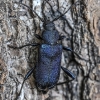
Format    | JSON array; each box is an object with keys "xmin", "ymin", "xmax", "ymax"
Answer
[{"xmin": 0, "ymin": 0, "xmax": 100, "ymax": 100}]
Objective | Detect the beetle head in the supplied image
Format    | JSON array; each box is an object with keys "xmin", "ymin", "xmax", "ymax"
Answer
[{"xmin": 43, "ymin": 21, "xmax": 55, "ymax": 30}]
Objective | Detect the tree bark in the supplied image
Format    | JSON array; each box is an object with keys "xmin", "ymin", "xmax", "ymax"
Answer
[{"xmin": 0, "ymin": 0, "xmax": 100, "ymax": 100}]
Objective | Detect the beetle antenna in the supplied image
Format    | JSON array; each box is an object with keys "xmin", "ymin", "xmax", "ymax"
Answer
[
  {"xmin": 44, "ymin": 0, "xmax": 55, "ymax": 14},
  {"xmin": 51, "ymin": 1, "xmax": 82, "ymax": 22},
  {"xmin": 14, "ymin": 80, "xmax": 25, "ymax": 100},
  {"xmin": 15, "ymin": 2, "xmax": 44, "ymax": 22}
]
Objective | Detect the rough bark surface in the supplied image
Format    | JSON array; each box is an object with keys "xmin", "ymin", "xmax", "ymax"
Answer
[{"xmin": 0, "ymin": 0, "xmax": 100, "ymax": 100}]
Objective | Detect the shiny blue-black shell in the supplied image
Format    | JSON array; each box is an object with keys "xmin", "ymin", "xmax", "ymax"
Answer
[{"xmin": 34, "ymin": 44, "xmax": 62, "ymax": 89}]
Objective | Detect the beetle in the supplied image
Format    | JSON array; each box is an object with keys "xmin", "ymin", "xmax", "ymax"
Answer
[{"xmin": 8, "ymin": 0, "xmax": 86, "ymax": 99}]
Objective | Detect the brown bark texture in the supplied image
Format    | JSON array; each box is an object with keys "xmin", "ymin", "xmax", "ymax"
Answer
[{"xmin": 0, "ymin": 0, "xmax": 100, "ymax": 100}]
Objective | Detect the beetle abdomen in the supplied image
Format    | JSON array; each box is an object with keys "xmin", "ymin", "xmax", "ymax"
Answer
[{"xmin": 35, "ymin": 44, "xmax": 62, "ymax": 89}]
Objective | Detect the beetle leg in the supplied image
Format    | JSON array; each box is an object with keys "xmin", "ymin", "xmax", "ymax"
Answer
[
  {"xmin": 63, "ymin": 46, "xmax": 88, "ymax": 61},
  {"xmin": 61, "ymin": 66, "xmax": 75, "ymax": 79},
  {"xmin": 34, "ymin": 34, "xmax": 43, "ymax": 40},
  {"xmin": 8, "ymin": 43, "xmax": 40, "ymax": 49},
  {"xmin": 59, "ymin": 35, "xmax": 71, "ymax": 41},
  {"xmin": 24, "ymin": 67, "xmax": 35, "ymax": 80},
  {"xmin": 56, "ymin": 66, "xmax": 75, "ymax": 86},
  {"xmin": 19, "ymin": 0, "xmax": 23, "ymax": 3},
  {"xmin": 59, "ymin": 35, "xmax": 66, "ymax": 40},
  {"xmin": 56, "ymin": 80, "xmax": 73, "ymax": 86},
  {"xmin": 15, "ymin": 67, "xmax": 35, "ymax": 100}
]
